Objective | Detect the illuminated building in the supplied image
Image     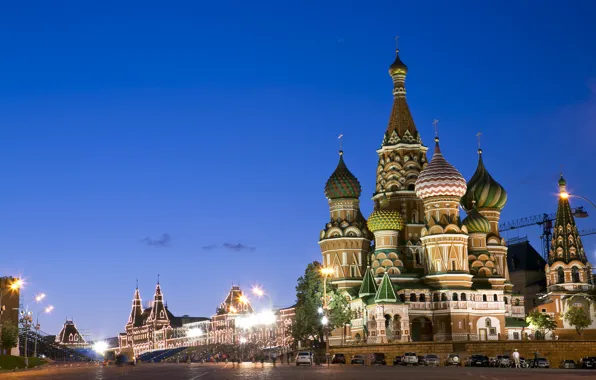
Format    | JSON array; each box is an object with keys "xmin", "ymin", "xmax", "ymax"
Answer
[
  {"xmin": 55, "ymin": 320, "xmax": 86, "ymax": 346},
  {"xmin": 320, "ymin": 47, "xmax": 526, "ymax": 344},
  {"xmin": 118, "ymin": 283, "xmax": 295, "ymax": 356}
]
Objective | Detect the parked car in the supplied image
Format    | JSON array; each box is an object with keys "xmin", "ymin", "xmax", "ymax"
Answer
[
  {"xmin": 496, "ymin": 355, "xmax": 511, "ymax": 368},
  {"xmin": 350, "ymin": 354, "xmax": 365, "ymax": 365},
  {"xmin": 331, "ymin": 354, "xmax": 345, "ymax": 364},
  {"xmin": 402, "ymin": 352, "xmax": 418, "ymax": 366},
  {"xmin": 531, "ymin": 358, "xmax": 550, "ymax": 368},
  {"xmin": 421, "ymin": 354, "xmax": 440, "ymax": 366},
  {"xmin": 372, "ymin": 353, "xmax": 386, "ymax": 365},
  {"xmin": 488, "ymin": 357, "xmax": 498, "ymax": 367},
  {"xmin": 392, "ymin": 355, "xmax": 402, "ymax": 366},
  {"xmin": 580, "ymin": 356, "xmax": 596, "ymax": 369},
  {"xmin": 445, "ymin": 353, "xmax": 461, "ymax": 366},
  {"xmin": 560, "ymin": 359, "xmax": 576, "ymax": 369},
  {"xmin": 519, "ymin": 357, "xmax": 529, "ymax": 368},
  {"xmin": 295, "ymin": 351, "xmax": 312, "ymax": 366},
  {"xmin": 467, "ymin": 354, "xmax": 489, "ymax": 367}
]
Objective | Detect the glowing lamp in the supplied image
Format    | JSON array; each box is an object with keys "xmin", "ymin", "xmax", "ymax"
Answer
[
  {"xmin": 560, "ymin": 191, "xmax": 569, "ymax": 199},
  {"xmin": 93, "ymin": 341, "xmax": 108, "ymax": 354},
  {"xmin": 320, "ymin": 267, "xmax": 334, "ymax": 276},
  {"xmin": 252, "ymin": 286, "xmax": 264, "ymax": 297},
  {"xmin": 321, "ymin": 316, "xmax": 329, "ymax": 326},
  {"xmin": 239, "ymin": 337, "xmax": 247, "ymax": 344},
  {"xmin": 10, "ymin": 279, "xmax": 23, "ymax": 291}
]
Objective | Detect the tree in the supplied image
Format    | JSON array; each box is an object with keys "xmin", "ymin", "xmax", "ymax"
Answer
[
  {"xmin": 526, "ymin": 310, "xmax": 557, "ymax": 340},
  {"xmin": 1, "ymin": 319, "xmax": 18, "ymax": 354},
  {"xmin": 291, "ymin": 261, "xmax": 351, "ymax": 345},
  {"xmin": 564, "ymin": 305, "xmax": 592, "ymax": 338}
]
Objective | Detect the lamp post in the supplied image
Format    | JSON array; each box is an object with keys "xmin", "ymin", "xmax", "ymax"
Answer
[
  {"xmin": 319, "ymin": 267, "xmax": 334, "ymax": 366},
  {"xmin": 34, "ymin": 305, "xmax": 53, "ymax": 358},
  {"xmin": 251, "ymin": 286, "xmax": 273, "ymax": 310},
  {"xmin": 20, "ymin": 309, "xmax": 33, "ymax": 367},
  {"xmin": 560, "ymin": 191, "xmax": 596, "ymax": 210}
]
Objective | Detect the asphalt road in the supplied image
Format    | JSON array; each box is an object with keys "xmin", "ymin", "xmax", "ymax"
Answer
[{"xmin": 1, "ymin": 363, "xmax": 595, "ymax": 379}]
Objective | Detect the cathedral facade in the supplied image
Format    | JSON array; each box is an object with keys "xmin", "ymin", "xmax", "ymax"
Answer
[{"xmin": 320, "ymin": 48, "xmax": 525, "ymax": 344}]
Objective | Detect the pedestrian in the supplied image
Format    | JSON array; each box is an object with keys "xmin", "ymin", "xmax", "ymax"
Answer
[
  {"xmin": 533, "ymin": 350, "xmax": 539, "ymax": 368},
  {"xmin": 512, "ymin": 349, "xmax": 520, "ymax": 368}
]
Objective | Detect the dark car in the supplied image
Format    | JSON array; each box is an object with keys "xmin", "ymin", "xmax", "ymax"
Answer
[
  {"xmin": 531, "ymin": 358, "xmax": 550, "ymax": 368},
  {"xmin": 467, "ymin": 354, "xmax": 489, "ymax": 367},
  {"xmin": 422, "ymin": 354, "xmax": 440, "ymax": 366},
  {"xmin": 332, "ymin": 354, "xmax": 346, "ymax": 364},
  {"xmin": 372, "ymin": 353, "xmax": 386, "ymax": 365},
  {"xmin": 351, "ymin": 354, "xmax": 365, "ymax": 365},
  {"xmin": 560, "ymin": 359, "xmax": 576, "ymax": 369},
  {"xmin": 580, "ymin": 357, "xmax": 596, "ymax": 369},
  {"xmin": 393, "ymin": 355, "xmax": 402, "ymax": 366}
]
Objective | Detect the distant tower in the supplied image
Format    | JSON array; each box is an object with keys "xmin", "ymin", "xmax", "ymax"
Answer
[
  {"xmin": 373, "ymin": 46, "xmax": 427, "ymax": 274},
  {"xmin": 545, "ymin": 175, "xmax": 593, "ymax": 291},
  {"xmin": 320, "ymin": 149, "xmax": 372, "ymax": 290},
  {"xmin": 146, "ymin": 281, "xmax": 170, "ymax": 328},
  {"xmin": 416, "ymin": 136, "xmax": 471, "ymax": 288},
  {"xmin": 461, "ymin": 147, "xmax": 509, "ymax": 291}
]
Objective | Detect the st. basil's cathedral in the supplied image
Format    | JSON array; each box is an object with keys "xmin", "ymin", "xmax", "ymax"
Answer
[{"xmin": 320, "ymin": 47, "xmax": 595, "ymax": 343}]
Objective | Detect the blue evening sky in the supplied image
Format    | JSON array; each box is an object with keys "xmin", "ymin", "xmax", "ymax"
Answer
[{"xmin": 0, "ymin": 1, "xmax": 595, "ymax": 339}]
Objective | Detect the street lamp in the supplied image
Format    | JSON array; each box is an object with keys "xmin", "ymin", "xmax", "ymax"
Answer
[
  {"xmin": 319, "ymin": 266, "xmax": 334, "ymax": 366},
  {"xmin": 20, "ymin": 309, "xmax": 33, "ymax": 367},
  {"xmin": 252, "ymin": 286, "xmax": 273, "ymax": 310},
  {"xmin": 34, "ymin": 304, "xmax": 53, "ymax": 359}
]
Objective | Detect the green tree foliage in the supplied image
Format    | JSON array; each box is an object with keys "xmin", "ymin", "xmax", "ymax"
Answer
[
  {"xmin": 564, "ymin": 305, "xmax": 592, "ymax": 338},
  {"xmin": 1, "ymin": 319, "xmax": 18, "ymax": 354},
  {"xmin": 526, "ymin": 310, "xmax": 557, "ymax": 340},
  {"xmin": 291, "ymin": 261, "xmax": 351, "ymax": 345}
]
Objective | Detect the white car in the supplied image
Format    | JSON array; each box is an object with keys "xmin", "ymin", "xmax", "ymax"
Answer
[
  {"xmin": 402, "ymin": 352, "xmax": 418, "ymax": 366},
  {"xmin": 295, "ymin": 351, "xmax": 312, "ymax": 366}
]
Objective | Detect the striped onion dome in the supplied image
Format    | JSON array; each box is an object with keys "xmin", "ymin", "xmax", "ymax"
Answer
[
  {"xmin": 324, "ymin": 151, "xmax": 362, "ymax": 200},
  {"xmin": 461, "ymin": 150, "xmax": 507, "ymax": 211},
  {"xmin": 415, "ymin": 138, "xmax": 467, "ymax": 200},
  {"xmin": 367, "ymin": 209, "xmax": 403, "ymax": 232},
  {"xmin": 463, "ymin": 208, "xmax": 491, "ymax": 234}
]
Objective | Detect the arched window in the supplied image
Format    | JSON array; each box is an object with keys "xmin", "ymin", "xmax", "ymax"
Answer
[
  {"xmin": 433, "ymin": 293, "xmax": 439, "ymax": 302},
  {"xmin": 558, "ymin": 267, "xmax": 565, "ymax": 284},
  {"xmin": 504, "ymin": 297, "xmax": 508, "ymax": 305},
  {"xmin": 461, "ymin": 293, "xmax": 467, "ymax": 301},
  {"xmin": 572, "ymin": 267, "xmax": 580, "ymax": 283},
  {"xmin": 482, "ymin": 294, "xmax": 487, "ymax": 302},
  {"xmin": 419, "ymin": 294, "xmax": 426, "ymax": 302},
  {"xmin": 399, "ymin": 294, "xmax": 405, "ymax": 303},
  {"xmin": 493, "ymin": 294, "xmax": 498, "ymax": 302},
  {"xmin": 452, "ymin": 293, "xmax": 458, "ymax": 301},
  {"xmin": 514, "ymin": 298, "xmax": 520, "ymax": 306},
  {"xmin": 441, "ymin": 293, "xmax": 448, "ymax": 302},
  {"xmin": 485, "ymin": 318, "xmax": 492, "ymax": 328},
  {"xmin": 412, "ymin": 209, "xmax": 419, "ymax": 223},
  {"xmin": 410, "ymin": 293, "xmax": 416, "ymax": 302}
]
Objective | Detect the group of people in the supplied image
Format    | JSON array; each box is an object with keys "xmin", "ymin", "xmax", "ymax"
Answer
[{"xmin": 511, "ymin": 349, "xmax": 541, "ymax": 368}]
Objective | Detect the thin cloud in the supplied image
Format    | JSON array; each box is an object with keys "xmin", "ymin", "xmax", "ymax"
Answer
[
  {"xmin": 141, "ymin": 233, "xmax": 171, "ymax": 247},
  {"xmin": 201, "ymin": 243, "xmax": 256, "ymax": 252}
]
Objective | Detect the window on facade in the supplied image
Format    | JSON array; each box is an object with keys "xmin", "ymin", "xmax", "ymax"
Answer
[
  {"xmin": 342, "ymin": 252, "xmax": 347, "ymax": 266},
  {"xmin": 493, "ymin": 294, "xmax": 498, "ymax": 302},
  {"xmin": 489, "ymin": 328, "xmax": 497, "ymax": 336},
  {"xmin": 572, "ymin": 267, "xmax": 580, "ymax": 283},
  {"xmin": 452, "ymin": 293, "xmax": 458, "ymax": 301},
  {"xmin": 433, "ymin": 293, "xmax": 439, "ymax": 302},
  {"xmin": 410, "ymin": 293, "xmax": 416, "ymax": 302},
  {"xmin": 458, "ymin": 321, "xmax": 462, "ymax": 329},
  {"xmin": 350, "ymin": 265, "xmax": 357, "ymax": 278},
  {"xmin": 514, "ymin": 298, "xmax": 520, "ymax": 306},
  {"xmin": 399, "ymin": 294, "xmax": 405, "ymax": 303},
  {"xmin": 504, "ymin": 297, "xmax": 508, "ymax": 305},
  {"xmin": 451, "ymin": 261, "xmax": 456, "ymax": 271},
  {"xmin": 461, "ymin": 293, "xmax": 467, "ymax": 301},
  {"xmin": 419, "ymin": 294, "xmax": 426, "ymax": 302},
  {"xmin": 441, "ymin": 293, "xmax": 448, "ymax": 302},
  {"xmin": 482, "ymin": 294, "xmax": 487, "ymax": 302},
  {"xmin": 541, "ymin": 308, "xmax": 546, "ymax": 313},
  {"xmin": 485, "ymin": 318, "xmax": 491, "ymax": 328},
  {"xmin": 415, "ymin": 252, "xmax": 421, "ymax": 265},
  {"xmin": 513, "ymin": 332, "xmax": 520, "ymax": 340},
  {"xmin": 558, "ymin": 267, "xmax": 565, "ymax": 284}
]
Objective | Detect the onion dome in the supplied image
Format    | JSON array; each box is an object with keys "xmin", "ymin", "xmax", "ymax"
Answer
[
  {"xmin": 367, "ymin": 209, "xmax": 403, "ymax": 232},
  {"xmin": 415, "ymin": 138, "xmax": 467, "ymax": 200},
  {"xmin": 463, "ymin": 208, "xmax": 491, "ymax": 234},
  {"xmin": 558, "ymin": 174, "xmax": 567, "ymax": 187},
  {"xmin": 324, "ymin": 151, "xmax": 362, "ymax": 200},
  {"xmin": 388, "ymin": 49, "xmax": 408, "ymax": 76},
  {"xmin": 461, "ymin": 150, "xmax": 507, "ymax": 211}
]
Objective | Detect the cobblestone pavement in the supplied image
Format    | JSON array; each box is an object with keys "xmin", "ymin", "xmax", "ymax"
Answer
[{"xmin": 1, "ymin": 363, "xmax": 595, "ymax": 379}]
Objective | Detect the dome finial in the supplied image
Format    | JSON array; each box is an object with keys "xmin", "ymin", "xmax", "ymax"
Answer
[
  {"xmin": 338, "ymin": 133, "xmax": 344, "ymax": 156},
  {"xmin": 388, "ymin": 38, "xmax": 408, "ymax": 76},
  {"xmin": 433, "ymin": 119, "xmax": 440, "ymax": 153},
  {"xmin": 476, "ymin": 131, "xmax": 483, "ymax": 155},
  {"xmin": 394, "ymin": 35, "xmax": 399, "ymax": 51}
]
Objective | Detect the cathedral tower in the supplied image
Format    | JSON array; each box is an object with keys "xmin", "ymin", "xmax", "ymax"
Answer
[
  {"xmin": 126, "ymin": 284, "xmax": 144, "ymax": 330},
  {"xmin": 416, "ymin": 137, "xmax": 472, "ymax": 288},
  {"xmin": 320, "ymin": 150, "xmax": 371, "ymax": 290},
  {"xmin": 147, "ymin": 281, "xmax": 170, "ymax": 328},
  {"xmin": 545, "ymin": 175, "xmax": 593, "ymax": 292},
  {"xmin": 373, "ymin": 47, "xmax": 428, "ymax": 273},
  {"xmin": 461, "ymin": 148, "xmax": 509, "ymax": 291}
]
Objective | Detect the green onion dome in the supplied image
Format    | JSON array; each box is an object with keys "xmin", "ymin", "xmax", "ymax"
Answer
[
  {"xmin": 461, "ymin": 150, "xmax": 507, "ymax": 211},
  {"xmin": 324, "ymin": 151, "xmax": 362, "ymax": 200},
  {"xmin": 367, "ymin": 209, "xmax": 404, "ymax": 233},
  {"xmin": 389, "ymin": 49, "xmax": 408, "ymax": 76},
  {"xmin": 463, "ymin": 208, "xmax": 491, "ymax": 234},
  {"xmin": 558, "ymin": 174, "xmax": 566, "ymax": 187}
]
